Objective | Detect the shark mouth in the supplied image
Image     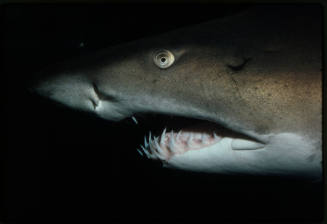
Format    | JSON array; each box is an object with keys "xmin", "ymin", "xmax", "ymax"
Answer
[
  {"xmin": 129, "ymin": 114, "xmax": 265, "ymax": 162},
  {"xmin": 139, "ymin": 127, "xmax": 222, "ymax": 161}
]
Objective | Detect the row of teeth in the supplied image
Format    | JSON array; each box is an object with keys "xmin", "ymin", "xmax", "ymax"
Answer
[{"xmin": 136, "ymin": 129, "xmax": 221, "ymax": 160}]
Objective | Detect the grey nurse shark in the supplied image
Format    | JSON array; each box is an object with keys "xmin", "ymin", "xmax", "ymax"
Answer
[{"xmin": 34, "ymin": 5, "xmax": 322, "ymax": 181}]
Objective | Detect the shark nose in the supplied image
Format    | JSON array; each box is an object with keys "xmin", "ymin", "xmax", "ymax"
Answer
[{"xmin": 31, "ymin": 73, "xmax": 97, "ymax": 113}]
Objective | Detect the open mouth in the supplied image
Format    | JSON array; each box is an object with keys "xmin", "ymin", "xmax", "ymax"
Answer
[{"xmin": 125, "ymin": 113, "xmax": 266, "ymax": 162}]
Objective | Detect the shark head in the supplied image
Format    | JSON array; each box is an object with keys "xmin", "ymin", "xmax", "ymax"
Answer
[{"xmin": 34, "ymin": 5, "xmax": 322, "ymax": 181}]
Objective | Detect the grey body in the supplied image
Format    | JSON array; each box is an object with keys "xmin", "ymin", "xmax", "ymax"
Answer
[{"xmin": 35, "ymin": 5, "xmax": 322, "ymax": 180}]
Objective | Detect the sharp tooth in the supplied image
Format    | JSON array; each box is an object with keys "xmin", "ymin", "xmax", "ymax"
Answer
[
  {"xmin": 169, "ymin": 130, "xmax": 177, "ymax": 153},
  {"xmin": 150, "ymin": 139, "xmax": 165, "ymax": 160},
  {"xmin": 154, "ymin": 137, "xmax": 164, "ymax": 155},
  {"xmin": 149, "ymin": 140, "xmax": 154, "ymax": 152},
  {"xmin": 187, "ymin": 133, "xmax": 193, "ymax": 147},
  {"xmin": 149, "ymin": 131, "xmax": 152, "ymax": 145},
  {"xmin": 176, "ymin": 130, "xmax": 182, "ymax": 141},
  {"xmin": 141, "ymin": 145, "xmax": 150, "ymax": 158},
  {"xmin": 148, "ymin": 132, "xmax": 155, "ymax": 153},
  {"xmin": 201, "ymin": 134, "xmax": 208, "ymax": 144},
  {"xmin": 136, "ymin": 149, "xmax": 143, "ymax": 156},
  {"xmin": 160, "ymin": 128, "xmax": 167, "ymax": 146},
  {"xmin": 231, "ymin": 139, "xmax": 265, "ymax": 150},
  {"xmin": 213, "ymin": 132, "xmax": 219, "ymax": 140},
  {"xmin": 131, "ymin": 116, "xmax": 138, "ymax": 124},
  {"xmin": 144, "ymin": 136, "xmax": 148, "ymax": 148},
  {"xmin": 149, "ymin": 138, "xmax": 156, "ymax": 154}
]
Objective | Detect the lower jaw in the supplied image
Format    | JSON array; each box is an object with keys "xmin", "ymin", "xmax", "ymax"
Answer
[
  {"xmin": 139, "ymin": 127, "xmax": 224, "ymax": 161},
  {"xmin": 129, "ymin": 113, "xmax": 264, "ymax": 161}
]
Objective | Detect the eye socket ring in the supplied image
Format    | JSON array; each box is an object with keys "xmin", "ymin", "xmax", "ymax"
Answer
[{"xmin": 153, "ymin": 49, "xmax": 175, "ymax": 69}]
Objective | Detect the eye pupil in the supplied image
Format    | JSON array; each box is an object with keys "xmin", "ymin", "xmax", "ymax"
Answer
[{"xmin": 153, "ymin": 49, "xmax": 175, "ymax": 69}]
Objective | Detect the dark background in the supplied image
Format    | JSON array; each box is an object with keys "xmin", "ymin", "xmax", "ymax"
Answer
[{"xmin": 2, "ymin": 4, "xmax": 324, "ymax": 223}]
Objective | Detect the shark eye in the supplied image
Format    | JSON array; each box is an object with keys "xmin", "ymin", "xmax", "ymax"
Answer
[{"xmin": 153, "ymin": 49, "xmax": 175, "ymax": 69}]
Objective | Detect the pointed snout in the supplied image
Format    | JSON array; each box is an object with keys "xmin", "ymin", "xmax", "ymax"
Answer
[
  {"xmin": 32, "ymin": 72, "xmax": 98, "ymax": 113},
  {"xmin": 31, "ymin": 70, "xmax": 133, "ymax": 122}
]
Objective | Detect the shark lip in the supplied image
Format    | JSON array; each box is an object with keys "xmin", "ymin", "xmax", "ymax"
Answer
[{"xmin": 130, "ymin": 113, "xmax": 266, "ymax": 161}]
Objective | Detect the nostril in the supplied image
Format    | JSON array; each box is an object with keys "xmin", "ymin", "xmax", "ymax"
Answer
[
  {"xmin": 90, "ymin": 97, "xmax": 98, "ymax": 110},
  {"xmin": 90, "ymin": 82, "xmax": 101, "ymax": 110},
  {"xmin": 92, "ymin": 82, "xmax": 119, "ymax": 102}
]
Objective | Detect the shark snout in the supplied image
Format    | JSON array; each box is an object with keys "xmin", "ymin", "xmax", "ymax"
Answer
[
  {"xmin": 33, "ymin": 73, "xmax": 99, "ymax": 113},
  {"xmin": 33, "ymin": 70, "xmax": 135, "ymax": 121}
]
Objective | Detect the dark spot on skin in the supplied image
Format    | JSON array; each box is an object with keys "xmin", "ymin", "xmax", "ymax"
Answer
[
  {"xmin": 267, "ymin": 93, "xmax": 272, "ymax": 97},
  {"xmin": 284, "ymin": 84, "xmax": 288, "ymax": 88},
  {"xmin": 152, "ymin": 79, "xmax": 158, "ymax": 84},
  {"xmin": 226, "ymin": 57, "xmax": 252, "ymax": 72},
  {"xmin": 254, "ymin": 87, "xmax": 258, "ymax": 90}
]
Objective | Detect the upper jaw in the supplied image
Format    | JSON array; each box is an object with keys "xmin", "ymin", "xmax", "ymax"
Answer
[{"xmin": 91, "ymin": 84, "xmax": 270, "ymax": 145}]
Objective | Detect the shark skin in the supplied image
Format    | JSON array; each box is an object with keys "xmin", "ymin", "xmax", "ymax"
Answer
[{"xmin": 33, "ymin": 5, "xmax": 322, "ymax": 181}]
